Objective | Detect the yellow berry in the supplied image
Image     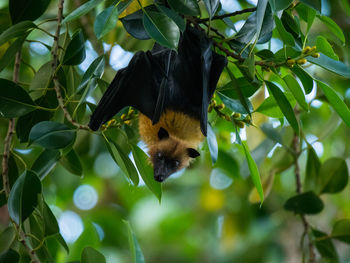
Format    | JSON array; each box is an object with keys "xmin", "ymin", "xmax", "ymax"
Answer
[
  {"xmin": 224, "ymin": 115, "xmax": 231, "ymax": 121},
  {"xmin": 217, "ymin": 104, "xmax": 225, "ymax": 110},
  {"xmin": 121, "ymin": 114, "xmax": 126, "ymax": 120},
  {"xmin": 286, "ymin": 59, "xmax": 295, "ymax": 67},
  {"xmin": 232, "ymin": 112, "xmax": 241, "ymax": 119},
  {"xmin": 312, "ymin": 53, "xmax": 320, "ymax": 58},
  {"xmin": 310, "ymin": 46, "xmax": 317, "ymax": 52},
  {"xmin": 213, "ymin": 100, "xmax": 217, "ymax": 107},
  {"xmin": 302, "ymin": 46, "xmax": 311, "ymax": 54},
  {"xmin": 297, "ymin": 58, "xmax": 307, "ymax": 65},
  {"xmin": 208, "ymin": 105, "xmax": 213, "ymax": 113},
  {"xmin": 124, "ymin": 120, "xmax": 131, "ymax": 125},
  {"xmin": 245, "ymin": 115, "xmax": 251, "ymax": 122},
  {"xmin": 128, "ymin": 108, "xmax": 134, "ymax": 116},
  {"xmin": 236, "ymin": 121, "xmax": 245, "ymax": 128}
]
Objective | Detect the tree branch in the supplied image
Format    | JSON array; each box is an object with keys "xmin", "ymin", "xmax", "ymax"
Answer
[
  {"xmin": 195, "ymin": 7, "xmax": 256, "ymax": 23},
  {"xmin": 51, "ymin": 0, "xmax": 90, "ymax": 130}
]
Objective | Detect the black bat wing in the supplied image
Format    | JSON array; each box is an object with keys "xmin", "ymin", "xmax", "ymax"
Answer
[{"xmin": 88, "ymin": 49, "xmax": 172, "ymax": 131}]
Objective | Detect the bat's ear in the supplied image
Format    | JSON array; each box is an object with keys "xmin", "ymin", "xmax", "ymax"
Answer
[
  {"xmin": 187, "ymin": 148, "xmax": 200, "ymax": 158},
  {"xmin": 158, "ymin": 127, "xmax": 169, "ymax": 140}
]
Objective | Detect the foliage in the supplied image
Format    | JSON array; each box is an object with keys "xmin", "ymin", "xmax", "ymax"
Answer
[{"xmin": 1, "ymin": 0, "xmax": 350, "ymax": 262}]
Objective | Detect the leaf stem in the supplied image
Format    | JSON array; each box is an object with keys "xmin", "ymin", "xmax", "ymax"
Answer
[{"xmin": 195, "ymin": 7, "xmax": 256, "ymax": 23}]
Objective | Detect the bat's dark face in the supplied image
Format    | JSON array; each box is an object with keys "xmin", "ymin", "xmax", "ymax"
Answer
[{"xmin": 149, "ymin": 128, "xmax": 200, "ymax": 182}]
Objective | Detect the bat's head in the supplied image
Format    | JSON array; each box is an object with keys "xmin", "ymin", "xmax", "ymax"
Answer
[{"xmin": 149, "ymin": 127, "xmax": 200, "ymax": 182}]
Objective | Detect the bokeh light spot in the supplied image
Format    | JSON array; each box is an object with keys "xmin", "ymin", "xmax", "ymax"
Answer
[
  {"xmin": 58, "ymin": 211, "xmax": 84, "ymax": 243},
  {"xmin": 210, "ymin": 168, "xmax": 233, "ymax": 190},
  {"xmin": 73, "ymin": 184, "xmax": 98, "ymax": 210},
  {"xmin": 94, "ymin": 152, "xmax": 119, "ymax": 178}
]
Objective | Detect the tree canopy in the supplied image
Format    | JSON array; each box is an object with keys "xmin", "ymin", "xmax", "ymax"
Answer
[{"xmin": 1, "ymin": 0, "xmax": 350, "ymax": 262}]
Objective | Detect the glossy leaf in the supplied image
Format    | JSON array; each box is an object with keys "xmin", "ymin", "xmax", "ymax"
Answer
[
  {"xmin": 60, "ymin": 149, "xmax": 83, "ymax": 176},
  {"xmin": 313, "ymin": 229, "xmax": 339, "ymax": 262},
  {"xmin": 8, "ymin": 170, "xmax": 42, "ymax": 224},
  {"xmin": 0, "ymin": 227, "xmax": 16, "ymax": 254},
  {"xmin": 316, "ymin": 36, "xmax": 338, "ymax": 60},
  {"xmin": 308, "ymin": 53, "xmax": 350, "ymax": 78},
  {"xmin": 78, "ymin": 56, "xmax": 105, "ymax": 93},
  {"xmin": 207, "ymin": 124, "xmax": 218, "ymax": 165},
  {"xmin": 29, "ymin": 121, "xmax": 76, "ymax": 149},
  {"xmin": 0, "ymin": 78, "xmax": 36, "ymax": 118},
  {"xmin": 242, "ymin": 141, "xmax": 264, "ymax": 204},
  {"xmin": 317, "ymin": 80, "xmax": 350, "ymax": 128},
  {"xmin": 81, "ymin": 247, "xmax": 106, "ymax": 263},
  {"xmin": 94, "ymin": 0, "xmax": 132, "ymax": 39},
  {"xmin": 9, "ymin": 0, "xmax": 50, "ymax": 24},
  {"xmin": 124, "ymin": 220, "xmax": 146, "ymax": 263},
  {"xmin": 260, "ymin": 123, "xmax": 283, "ymax": 145},
  {"xmin": 331, "ymin": 219, "xmax": 350, "ymax": 244},
  {"xmin": 255, "ymin": 92, "xmax": 296, "ymax": 118},
  {"xmin": 131, "ymin": 144, "xmax": 162, "ymax": 202},
  {"xmin": 256, "ymin": 0, "xmax": 270, "ymax": 41},
  {"xmin": 218, "ymin": 92, "xmax": 253, "ymax": 114},
  {"xmin": 105, "ymin": 140, "xmax": 139, "ymax": 185},
  {"xmin": 38, "ymin": 196, "xmax": 60, "ymax": 236},
  {"xmin": 268, "ymin": 0, "xmax": 293, "ymax": 11},
  {"xmin": 143, "ymin": 10, "xmax": 180, "ymax": 49},
  {"xmin": 167, "ymin": 0, "xmax": 200, "ymax": 16},
  {"xmin": 63, "ymin": 0, "xmax": 103, "ymax": 24},
  {"xmin": 304, "ymin": 146, "xmax": 321, "ymax": 192},
  {"xmin": 299, "ymin": 0, "xmax": 321, "ymax": 12},
  {"xmin": 0, "ymin": 34, "xmax": 27, "ymax": 72},
  {"xmin": 319, "ymin": 158, "xmax": 348, "ymax": 194},
  {"xmin": 0, "ymin": 155, "xmax": 19, "ymax": 207},
  {"xmin": 219, "ymin": 77, "xmax": 260, "ymax": 98},
  {"xmin": 157, "ymin": 5, "xmax": 185, "ymax": 32},
  {"xmin": 0, "ymin": 21, "xmax": 36, "ymax": 46},
  {"xmin": 291, "ymin": 65, "xmax": 314, "ymax": 94},
  {"xmin": 241, "ymin": 52, "xmax": 255, "ymax": 80},
  {"xmin": 121, "ymin": 8, "xmax": 151, "ymax": 40},
  {"xmin": 266, "ymin": 81, "xmax": 299, "ymax": 133},
  {"xmin": 274, "ymin": 15, "xmax": 294, "ymax": 46},
  {"xmin": 31, "ymin": 149, "xmax": 61, "ymax": 179},
  {"xmin": 62, "ymin": 30, "xmax": 86, "ymax": 65},
  {"xmin": 284, "ymin": 191, "xmax": 324, "ymax": 214},
  {"xmin": 317, "ymin": 14, "xmax": 345, "ymax": 43},
  {"xmin": 283, "ymin": 74, "xmax": 308, "ymax": 111},
  {"xmin": 203, "ymin": 0, "xmax": 220, "ymax": 19}
]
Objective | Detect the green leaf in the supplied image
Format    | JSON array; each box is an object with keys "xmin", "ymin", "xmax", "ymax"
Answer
[
  {"xmin": 241, "ymin": 52, "xmax": 255, "ymax": 80},
  {"xmin": 0, "ymin": 34, "xmax": 27, "ymax": 72},
  {"xmin": 308, "ymin": 53, "xmax": 350, "ymax": 78},
  {"xmin": 291, "ymin": 65, "xmax": 314, "ymax": 94},
  {"xmin": 331, "ymin": 219, "xmax": 350, "ymax": 244},
  {"xmin": 242, "ymin": 141, "xmax": 264, "ymax": 204},
  {"xmin": 317, "ymin": 80, "xmax": 350, "ymax": 128},
  {"xmin": 319, "ymin": 158, "xmax": 348, "ymax": 194},
  {"xmin": 284, "ymin": 191, "xmax": 324, "ymax": 214},
  {"xmin": 0, "ymin": 78, "xmax": 36, "ymax": 118},
  {"xmin": 9, "ymin": 0, "xmax": 50, "ymax": 24},
  {"xmin": 313, "ymin": 229, "xmax": 339, "ymax": 262},
  {"xmin": 0, "ymin": 21, "xmax": 36, "ymax": 46},
  {"xmin": 167, "ymin": 0, "xmax": 200, "ymax": 16},
  {"xmin": 274, "ymin": 15, "xmax": 294, "ymax": 46},
  {"xmin": 203, "ymin": 0, "xmax": 220, "ymax": 19},
  {"xmin": 62, "ymin": 30, "xmax": 86, "ymax": 65},
  {"xmin": 317, "ymin": 14, "xmax": 345, "ymax": 43},
  {"xmin": 306, "ymin": 5, "xmax": 316, "ymax": 33},
  {"xmin": 0, "ymin": 227, "xmax": 16, "ymax": 254},
  {"xmin": 123, "ymin": 221, "xmax": 146, "ymax": 263},
  {"xmin": 268, "ymin": 0, "xmax": 293, "ymax": 11},
  {"xmin": 156, "ymin": 5, "xmax": 185, "ymax": 32},
  {"xmin": 255, "ymin": 92, "xmax": 296, "ymax": 118},
  {"xmin": 94, "ymin": 0, "xmax": 132, "ymax": 39},
  {"xmin": 304, "ymin": 146, "xmax": 321, "ymax": 192},
  {"xmin": 81, "ymin": 247, "xmax": 106, "ymax": 263},
  {"xmin": 0, "ymin": 155, "xmax": 19, "ymax": 207},
  {"xmin": 207, "ymin": 124, "xmax": 218, "ymax": 165},
  {"xmin": 143, "ymin": 10, "xmax": 180, "ymax": 49},
  {"xmin": 63, "ymin": 0, "xmax": 104, "ymax": 24},
  {"xmin": 283, "ymin": 74, "xmax": 308, "ymax": 111},
  {"xmin": 316, "ymin": 35, "xmax": 339, "ymax": 60},
  {"xmin": 219, "ymin": 77, "xmax": 260, "ymax": 98},
  {"xmin": 31, "ymin": 149, "xmax": 61, "ymax": 179},
  {"xmin": 29, "ymin": 121, "xmax": 76, "ymax": 149},
  {"xmin": 131, "ymin": 144, "xmax": 162, "ymax": 202},
  {"xmin": 0, "ymin": 249, "xmax": 19, "ymax": 263},
  {"xmin": 38, "ymin": 196, "xmax": 60, "ymax": 237},
  {"xmin": 78, "ymin": 56, "xmax": 105, "ymax": 93},
  {"xmin": 266, "ymin": 81, "xmax": 299, "ymax": 134},
  {"xmin": 120, "ymin": 7, "xmax": 151, "ymax": 40},
  {"xmin": 217, "ymin": 91, "xmax": 253, "ymax": 114},
  {"xmin": 8, "ymin": 170, "xmax": 42, "ymax": 224},
  {"xmin": 213, "ymin": 150, "xmax": 239, "ymax": 179},
  {"xmin": 299, "ymin": 0, "xmax": 321, "ymax": 12},
  {"xmin": 260, "ymin": 123, "xmax": 283, "ymax": 145},
  {"xmin": 60, "ymin": 149, "xmax": 83, "ymax": 176},
  {"xmin": 105, "ymin": 140, "xmax": 139, "ymax": 185},
  {"xmin": 256, "ymin": 0, "xmax": 269, "ymax": 41}
]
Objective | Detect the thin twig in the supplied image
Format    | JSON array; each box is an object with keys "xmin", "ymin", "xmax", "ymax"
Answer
[
  {"xmin": 292, "ymin": 113, "xmax": 316, "ymax": 263},
  {"xmin": 51, "ymin": 0, "xmax": 90, "ymax": 130},
  {"xmin": 195, "ymin": 7, "xmax": 256, "ymax": 23}
]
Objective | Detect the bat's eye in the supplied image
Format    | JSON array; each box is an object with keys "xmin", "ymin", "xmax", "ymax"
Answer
[
  {"xmin": 157, "ymin": 152, "xmax": 163, "ymax": 159},
  {"xmin": 173, "ymin": 160, "xmax": 180, "ymax": 167}
]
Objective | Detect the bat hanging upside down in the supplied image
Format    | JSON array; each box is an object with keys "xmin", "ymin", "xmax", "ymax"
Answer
[{"xmin": 89, "ymin": 25, "xmax": 227, "ymax": 182}]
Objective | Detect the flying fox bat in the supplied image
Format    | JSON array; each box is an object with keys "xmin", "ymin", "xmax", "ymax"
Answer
[{"xmin": 89, "ymin": 25, "xmax": 227, "ymax": 182}]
